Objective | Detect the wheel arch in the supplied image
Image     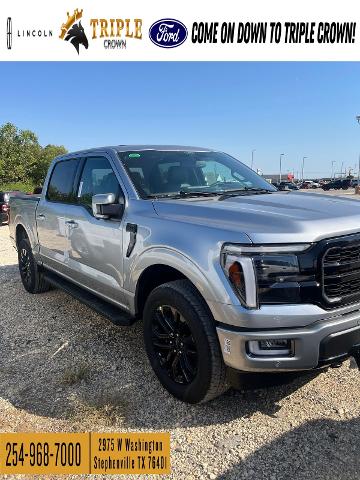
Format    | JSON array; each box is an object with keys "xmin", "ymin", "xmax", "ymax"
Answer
[
  {"xmin": 132, "ymin": 248, "xmax": 221, "ymax": 319},
  {"xmin": 14, "ymin": 219, "xmax": 39, "ymax": 255},
  {"xmin": 15, "ymin": 223, "xmax": 29, "ymax": 247},
  {"xmin": 135, "ymin": 264, "xmax": 187, "ymax": 318}
]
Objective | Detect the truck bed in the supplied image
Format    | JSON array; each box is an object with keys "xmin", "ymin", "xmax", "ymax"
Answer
[{"xmin": 8, "ymin": 194, "xmax": 41, "ymax": 250}]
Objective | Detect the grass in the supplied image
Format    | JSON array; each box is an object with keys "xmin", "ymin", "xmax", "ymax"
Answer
[
  {"xmin": 60, "ymin": 364, "xmax": 90, "ymax": 386},
  {"xmin": 0, "ymin": 181, "xmax": 35, "ymax": 193},
  {"xmin": 69, "ymin": 392, "xmax": 127, "ymax": 428}
]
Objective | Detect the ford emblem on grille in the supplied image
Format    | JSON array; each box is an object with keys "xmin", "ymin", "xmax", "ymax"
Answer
[{"xmin": 149, "ymin": 19, "xmax": 188, "ymax": 48}]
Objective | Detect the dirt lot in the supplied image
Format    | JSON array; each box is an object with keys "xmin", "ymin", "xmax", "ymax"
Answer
[{"xmin": 0, "ymin": 224, "xmax": 359, "ymax": 480}]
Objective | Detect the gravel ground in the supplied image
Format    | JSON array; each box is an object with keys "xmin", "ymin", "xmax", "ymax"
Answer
[{"xmin": 0, "ymin": 225, "xmax": 359, "ymax": 480}]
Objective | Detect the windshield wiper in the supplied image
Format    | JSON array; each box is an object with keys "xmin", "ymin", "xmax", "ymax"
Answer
[
  {"xmin": 218, "ymin": 187, "xmax": 274, "ymax": 201},
  {"xmin": 147, "ymin": 191, "xmax": 222, "ymax": 200},
  {"xmin": 147, "ymin": 188, "xmax": 273, "ymax": 201},
  {"xmin": 178, "ymin": 190, "xmax": 222, "ymax": 198},
  {"xmin": 146, "ymin": 193, "xmax": 179, "ymax": 199}
]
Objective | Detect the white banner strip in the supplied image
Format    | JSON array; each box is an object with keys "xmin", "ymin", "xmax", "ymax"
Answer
[{"xmin": 0, "ymin": 0, "xmax": 359, "ymax": 61}]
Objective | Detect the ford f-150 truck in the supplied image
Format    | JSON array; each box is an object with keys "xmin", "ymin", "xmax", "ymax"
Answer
[{"xmin": 9, "ymin": 145, "xmax": 360, "ymax": 404}]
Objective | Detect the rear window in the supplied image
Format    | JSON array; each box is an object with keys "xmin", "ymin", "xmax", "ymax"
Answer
[{"xmin": 47, "ymin": 159, "xmax": 79, "ymax": 203}]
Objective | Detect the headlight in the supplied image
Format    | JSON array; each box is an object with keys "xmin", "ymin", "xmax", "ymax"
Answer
[
  {"xmin": 222, "ymin": 254, "xmax": 258, "ymax": 308},
  {"xmin": 221, "ymin": 243, "xmax": 311, "ymax": 309}
]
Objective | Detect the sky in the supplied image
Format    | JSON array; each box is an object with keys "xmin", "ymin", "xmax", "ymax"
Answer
[{"xmin": 0, "ymin": 61, "xmax": 359, "ymax": 178}]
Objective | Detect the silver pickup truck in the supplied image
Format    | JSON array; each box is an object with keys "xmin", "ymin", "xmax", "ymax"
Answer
[{"xmin": 9, "ymin": 145, "xmax": 360, "ymax": 403}]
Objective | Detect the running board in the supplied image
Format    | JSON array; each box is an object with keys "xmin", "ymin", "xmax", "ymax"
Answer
[{"xmin": 43, "ymin": 270, "xmax": 135, "ymax": 326}]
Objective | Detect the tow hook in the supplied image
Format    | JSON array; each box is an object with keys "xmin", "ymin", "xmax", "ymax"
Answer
[{"xmin": 350, "ymin": 345, "xmax": 360, "ymax": 370}]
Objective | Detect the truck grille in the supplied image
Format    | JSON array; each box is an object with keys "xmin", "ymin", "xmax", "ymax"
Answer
[{"xmin": 323, "ymin": 243, "xmax": 360, "ymax": 301}]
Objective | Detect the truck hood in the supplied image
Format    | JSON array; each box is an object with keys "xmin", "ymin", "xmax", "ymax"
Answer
[{"xmin": 152, "ymin": 192, "xmax": 360, "ymax": 243}]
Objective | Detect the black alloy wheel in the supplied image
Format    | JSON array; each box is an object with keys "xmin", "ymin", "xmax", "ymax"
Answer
[
  {"xmin": 143, "ymin": 279, "xmax": 228, "ymax": 403},
  {"xmin": 19, "ymin": 246, "xmax": 32, "ymax": 287},
  {"xmin": 151, "ymin": 305, "xmax": 198, "ymax": 384},
  {"xmin": 17, "ymin": 237, "xmax": 51, "ymax": 293}
]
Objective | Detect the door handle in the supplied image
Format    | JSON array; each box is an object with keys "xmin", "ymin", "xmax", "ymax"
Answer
[
  {"xmin": 37, "ymin": 214, "xmax": 45, "ymax": 220},
  {"xmin": 65, "ymin": 220, "xmax": 79, "ymax": 228}
]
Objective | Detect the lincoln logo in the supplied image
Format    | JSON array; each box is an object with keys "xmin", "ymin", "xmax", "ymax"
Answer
[{"xmin": 7, "ymin": 17, "xmax": 12, "ymax": 50}]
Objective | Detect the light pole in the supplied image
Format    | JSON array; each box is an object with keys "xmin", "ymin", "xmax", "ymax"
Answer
[
  {"xmin": 301, "ymin": 156, "xmax": 307, "ymax": 182},
  {"xmin": 251, "ymin": 149, "xmax": 256, "ymax": 170},
  {"xmin": 357, "ymin": 116, "xmax": 360, "ymax": 184},
  {"xmin": 331, "ymin": 160, "xmax": 336, "ymax": 180},
  {"xmin": 279, "ymin": 153, "xmax": 285, "ymax": 183}
]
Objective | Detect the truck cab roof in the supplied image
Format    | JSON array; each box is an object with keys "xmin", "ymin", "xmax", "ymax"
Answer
[{"xmin": 56, "ymin": 145, "xmax": 215, "ymax": 160}]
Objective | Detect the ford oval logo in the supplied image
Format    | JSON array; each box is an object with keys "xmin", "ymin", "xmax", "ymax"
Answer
[{"xmin": 149, "ymin": 18, "xmax": 188, "ymax": 48}]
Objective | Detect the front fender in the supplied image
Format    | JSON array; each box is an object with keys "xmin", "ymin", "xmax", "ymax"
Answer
[{"xmin": 126, "ymin": 246, "xmax": 232, "ymax": 307}]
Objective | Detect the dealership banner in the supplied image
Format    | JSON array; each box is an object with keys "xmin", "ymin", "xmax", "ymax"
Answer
[
  {"xmin": 1, "ymin": 0, "xmax": 359, "ymax": 61},
  {"xmin": 0, "ymin": 432, "xmax": 170, "ymax": 475}
]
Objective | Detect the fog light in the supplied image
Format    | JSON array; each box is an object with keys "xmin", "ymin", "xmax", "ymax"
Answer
[
  {"xmin": 248, "ymin": 339, "xmax": 293, "ymax": 356},
  {"xmin": 259, "ymin": 339, "xmax": 290, "ymax": 350}
]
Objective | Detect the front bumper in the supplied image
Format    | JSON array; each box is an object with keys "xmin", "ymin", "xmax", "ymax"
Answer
[{"xmin": 216, "ymin": 306, "xmax": 360, "ymax": 372}]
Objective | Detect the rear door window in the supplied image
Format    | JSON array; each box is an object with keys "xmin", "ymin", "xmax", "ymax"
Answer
[{"xmin": 47, "ymin": 159, "xmax": 79, "ymax": 203}]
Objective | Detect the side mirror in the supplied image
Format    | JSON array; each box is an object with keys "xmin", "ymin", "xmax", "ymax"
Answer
[{"xmin": 92, "ymin": 193, "xmax": 124, "ymax": 219}]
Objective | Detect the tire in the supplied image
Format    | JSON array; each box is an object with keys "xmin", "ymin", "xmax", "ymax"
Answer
[
  {"xmin": 18, "ymin": 238, "xmax": 51, "ymax": 293},
  {"xmin": 143, "ymin": 279, "xmax": 228, "ymax": 404}
]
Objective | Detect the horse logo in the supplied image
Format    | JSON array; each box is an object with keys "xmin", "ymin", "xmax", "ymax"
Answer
[
  {"xmin": 59, "ymin": 9, "xmax": 89, "ymax": 55},
  {"xmin": 65, "ymin": 21, "xmax": 88, "ymax": 54}
]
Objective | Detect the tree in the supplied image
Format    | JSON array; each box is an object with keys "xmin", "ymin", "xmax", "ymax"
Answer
[
  {"xmin": 0, "ymin": 123, "xmax": 41, "ymax": 183},
  {"xmin": 0, "ymin": 122, "xmax": 67, "ymax": 187},
  {"xmin": 31, "ymin": 144, "xmax": 67, "ymax": 186}
]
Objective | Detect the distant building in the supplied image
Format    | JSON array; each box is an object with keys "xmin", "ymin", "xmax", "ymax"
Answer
[{"xmin": 262, "ymin": 174, "xmax": 296, "ymax": 183}]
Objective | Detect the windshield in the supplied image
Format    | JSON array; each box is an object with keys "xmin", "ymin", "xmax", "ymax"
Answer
[{"xmin": 119, "ymin": 150, "xmax": 276, "ymax": 198}]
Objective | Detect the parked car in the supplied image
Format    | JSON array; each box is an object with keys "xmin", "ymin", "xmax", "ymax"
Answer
[
  {"xmin": 9, "ymin": 146, "xmax": 360, "ymax": 403},
  {"xmin": 279, "ymin": 181, "xmax": 300, "ymax": 191},
  {"xmin": 322, "ymin": 179, "xmax": 351, "ymax": 191},
  {"xmin": 301, "ymin": 180, "xmax": 319, "ymax": 189},
  {"xmin": 1, "ymin": 190, "xmax": 32, "ymax": 225},
  {"xmin": 0, "ymin": 191, "xmax": 10, "ymax": 225}
]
